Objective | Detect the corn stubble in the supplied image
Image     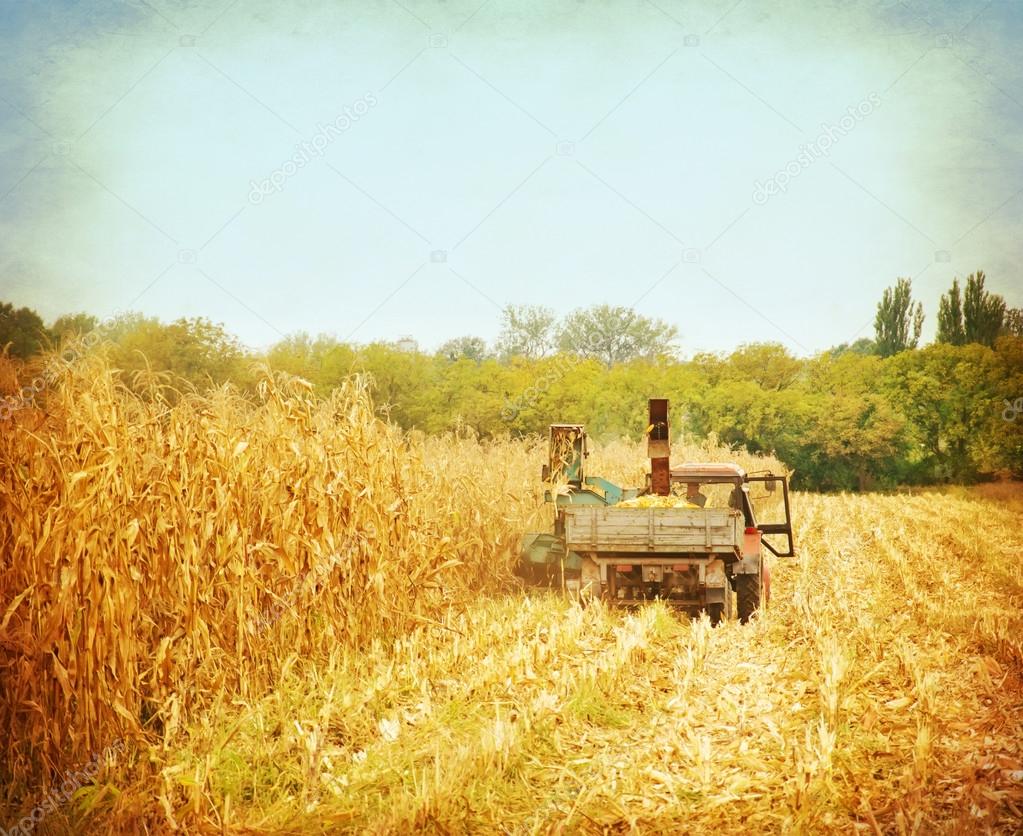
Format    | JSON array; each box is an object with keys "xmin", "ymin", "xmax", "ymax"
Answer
[{"xmin": 1, "ymin": 355, "xmax": 1021, "ymax": 833}]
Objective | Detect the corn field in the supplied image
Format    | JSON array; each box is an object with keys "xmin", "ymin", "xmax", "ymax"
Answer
[{"xmin": 1, "ymin": 356, "xmax": 1021, "ymax": 833}]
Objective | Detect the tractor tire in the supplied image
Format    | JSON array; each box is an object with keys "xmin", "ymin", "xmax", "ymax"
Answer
[
  {"xmin": 706, "ymin": 603, "xmax": 724, "ymax": 626},
  {"xmin": 736, "ymin": 574, "xmax": 762, "ymax": 624}
]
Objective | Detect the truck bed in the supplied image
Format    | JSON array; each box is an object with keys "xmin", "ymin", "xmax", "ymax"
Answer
[{"xmin": 563, "ymin": 506, "xmax": 742, "ymax": 555}]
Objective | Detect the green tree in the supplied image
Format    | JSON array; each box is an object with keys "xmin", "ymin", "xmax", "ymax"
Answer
[
  {"xmin": 827, "ymin": 337, "xmax": 876, "ymax": 358},
  {"xmin": 720, "ymin": 343, "xmax": 801, "ymax": 390},
  {"xmin": 686, "ymin": 379, "xmax": 805, "ymax": 458},
  {"xmin": 936, "ymin": 278, "xmax": 965, "ymax": 345},
  {"xmin": 961, "ymin": 270, "xmax": 1005, "ymax": 346},
  {"xmin": 266, "ymin": 334, "xmax": 357, "ymax": 394},
  {"xmin": 437, "ymin": 336, "xmax": 489, "ymax": 363},
  {"xmin": 495, "ymin": 305, "xmax": 557, "ymax": 360},
  {"xmin": 567, "ymin": 357, "xmax": 666, "ymax": 439},
  {"xmin": 356, "ymin": 342, "xmax": 438, "ymax": 429},
  {"xmin": 992, "ymin": 336, "xmax": 1023, "ymax": 477},
  {"xmin": 557, "ymin": 305, "xmax": 678, "ymax": 368},
  {"xmin": 874, "ymin": 278, "xmax": 924, "ymax": 357},
  {"xmin": 1003, "ymin": 308, "xmax": 1023, "ymax": 337},
  {"xmin": 882, "ymin": 343, "xmax": 1009, "ymax": 481},
  {"xmin": 429, "ymin": 357, "xmax": 512, "ymax": 436},
  {"xmin": 0, "ymin": 302, "xmax": 47, "ymax": 358},
  {"xmin": 798, "ymin": 393, "xmax": 908, "ymax": 490},
  {"xmin": 109, "ymin": 316, "xmax": 249, "ymax": 389},
  {"xmin": 50, "ymin": 312, "xmax": 100, "ymax": 342},
  {"xmin": 266, "ymin": 332, "xmax": 319, "ymax": 379}
]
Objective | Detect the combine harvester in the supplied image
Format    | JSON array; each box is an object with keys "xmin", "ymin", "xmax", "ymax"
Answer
[{"xmin": 519, "ymin": 399, "xmax": 794, "ymax": 623}]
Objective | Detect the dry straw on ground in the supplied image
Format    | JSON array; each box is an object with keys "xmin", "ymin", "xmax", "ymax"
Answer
[{"xmin": 1, "ymin": 353, "xmax": 1021, "ymax": 833}]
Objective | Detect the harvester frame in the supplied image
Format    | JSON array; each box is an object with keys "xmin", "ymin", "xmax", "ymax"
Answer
[{"xmin": 519, "ymin": 399, "xmax": 794, "ymax": 623}]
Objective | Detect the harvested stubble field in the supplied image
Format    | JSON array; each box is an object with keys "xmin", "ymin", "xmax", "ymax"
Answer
[{"xmin": 1, "ymin": 355, "xmax": 1022, "ymax": 834}]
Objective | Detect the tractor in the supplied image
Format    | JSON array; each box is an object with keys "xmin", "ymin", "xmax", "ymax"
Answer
[{"xmin": 519, "ymin": 399, "xmax": 794, "ymax": 623}]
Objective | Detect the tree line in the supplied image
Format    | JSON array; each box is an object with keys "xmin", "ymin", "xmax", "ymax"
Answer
[
  {"xmin": 870, "ymin": 270, "xmax": 1017, "ymax": 356},
  {"xmin": 2, "ymin": 271, "xmax": 1021, "ymax": 491}
]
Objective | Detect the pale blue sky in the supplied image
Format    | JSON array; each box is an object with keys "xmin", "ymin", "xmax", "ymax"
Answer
[{"xmin": 0, "ymin": 0, "xmax": 1020, "ymax": 355}]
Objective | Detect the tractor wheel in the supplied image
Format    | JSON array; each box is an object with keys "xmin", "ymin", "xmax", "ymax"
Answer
[
  {"xmin": 736, "ymin": 574, "xmax": 762, "ymax": 624},
  {"xmin": 706, "ymin": 603, "xmax": 724, "ymax": 626}
]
